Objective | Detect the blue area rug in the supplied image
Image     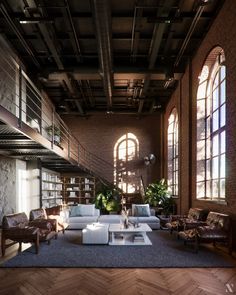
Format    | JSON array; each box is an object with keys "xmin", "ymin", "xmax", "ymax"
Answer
[{"xmin": 2, "ymin": 230, "xmax": 235, "ymax": 268}]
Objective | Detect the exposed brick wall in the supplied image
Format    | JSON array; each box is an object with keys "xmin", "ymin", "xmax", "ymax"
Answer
[
  {"xmin": 165, "ymin": 0, "xmax": 236, "ymax": 216},
  {"xmin": 63, "ymin": 114, "xmax": 162, "ymax": 188}
]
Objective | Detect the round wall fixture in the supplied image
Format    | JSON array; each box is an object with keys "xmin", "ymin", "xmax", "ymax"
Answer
[{"xmin": 144, "ymin": 154, "xmax": 156, "ymax": 166}]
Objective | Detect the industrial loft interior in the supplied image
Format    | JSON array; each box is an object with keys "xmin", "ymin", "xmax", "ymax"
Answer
[{"xmin": 0, "ymin": 0, "xmax": 236, "ymax": 294}]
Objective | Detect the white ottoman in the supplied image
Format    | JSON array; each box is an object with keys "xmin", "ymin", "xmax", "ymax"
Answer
[{"xmin": 82, "ymin": 223, "xmax": 109, "ymax": 244}]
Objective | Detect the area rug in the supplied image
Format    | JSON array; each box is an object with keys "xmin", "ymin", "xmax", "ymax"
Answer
[{"xmin": 2, "ymin": 230, "xmax": 235, "ymax": 268}]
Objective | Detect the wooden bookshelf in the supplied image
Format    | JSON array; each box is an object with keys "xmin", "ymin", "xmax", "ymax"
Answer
[
  {"xmin": 61, "ymin": 175, "xmax": 96, "ymax": 205},
  {"xmin": 41, "ymin": 168, "xmax": 63, "ymax": 208}
]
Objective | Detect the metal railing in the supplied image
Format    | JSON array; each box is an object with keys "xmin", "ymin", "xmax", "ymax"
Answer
[{"xmin": 0, "ymin": 36, "xmax": 114, "ymax": 183}]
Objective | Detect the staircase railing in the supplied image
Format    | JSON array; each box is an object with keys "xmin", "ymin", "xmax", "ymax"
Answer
[{"xmin": 0, "ymin": 36, "xmax": 114, "ymax": 184}]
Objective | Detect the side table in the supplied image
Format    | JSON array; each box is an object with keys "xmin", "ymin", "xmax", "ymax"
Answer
[{"xmin": 157, "ymin": 215, "xmax": 171, "ymax": 230}]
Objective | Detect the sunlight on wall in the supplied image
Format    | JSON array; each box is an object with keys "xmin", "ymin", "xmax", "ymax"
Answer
[
  {"xmin": 114, "ymin": 133, "xmax": 139, "ymax": 193},
  {"xmin": 17, "ymin": 168, "xmax": 27, "ymax": 213}
]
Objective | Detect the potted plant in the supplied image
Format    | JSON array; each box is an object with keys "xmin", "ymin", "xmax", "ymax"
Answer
[
  {"xmin": 105, "ymin": 199, "xmax": 119, "ymax": 214},
  {"xmin": 144, "ymin": 179, "xmax": 174, "ymax": 216},
  {"xmin": 46, "ymin": 125, "xmax": 61, "ymax": 145},
  {"xmin": 94, "ymin": 185, "xmax": 121, "ymax": 214}
]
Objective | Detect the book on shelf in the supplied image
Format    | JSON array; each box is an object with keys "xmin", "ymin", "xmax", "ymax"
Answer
[
  {"xmin": 133, "ymin": 239, "xmax": 145, "ymax": 243},
  {"xmin": 133, "ymin": 234, "xmax": 144, "ymax": 242}
]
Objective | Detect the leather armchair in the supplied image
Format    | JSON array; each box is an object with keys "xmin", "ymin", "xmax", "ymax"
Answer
[
  {"xmin": 30, "ymin": 207, "xmax": 68, "ymax": 234},
  {"xmin": 1, "ymin": 212, "xmax": 55, "ymax": 256},
  {"xmin": 166, "ymin": 208, "xmax": 209, "ymax": 234},
  {"xmin": 45, "ymin": 205, "xmax": 69, "ymax": 233},
  {"xmin": 178, "ymin": 211, "xmax": 232, "ymax": 254}
]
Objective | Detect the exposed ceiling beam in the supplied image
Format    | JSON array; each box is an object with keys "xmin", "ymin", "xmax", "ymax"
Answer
[
  {"xmin": 138, "ymin": 0, "xmax": 175, "ymax": 114},
  {"xmin": 130, "ymin": 4, "xmax": 143, "ymax": 63},
  {"xmin": 61, "ymin": 73, "xmax": 85, "ymax": 115},
  {"xmin": 0, "ymin": 3, "xmax": 40, "ymax": 68},
  {"xmin": 85, "ymin": 80, "xmax": 95, "ymax": 107},
  {"xmin": 4, "ymin": 32, "xmax": 202, "ymax": 42},
  {"xmin": 23, "ymin": 0, "xmax": 64, "ymax": 70},
  {"xmin": 91, "ymin": 0, "xmax": 113, "ymax": 110},
  {"xmin": 62, "ymin": 0, "xmax": 82, "ymax": 62},
  {"xmin": 48, "ymin": 71, "xmax": 183, "ymax": 81},
  {"xmin": 3, "ymin": 10, "xmax": 215, "ymax": 19},
  {"xmin": 174, "ymin": 2, "xmax": 206, "ymax": 67}
]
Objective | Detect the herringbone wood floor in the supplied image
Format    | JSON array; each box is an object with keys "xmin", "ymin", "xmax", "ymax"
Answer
[
  {"xmin": 0, "ymin": 233, "xmax": 236, "ymax": 294},
  {"xmin": 0, "ymin": 268, "xmax": 236, "ymax": 295}
]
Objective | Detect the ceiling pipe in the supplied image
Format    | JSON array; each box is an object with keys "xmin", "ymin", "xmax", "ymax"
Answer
[
  {"xmin": 61, "ymin": 73, "xmax": 85, "ymax": 115},
  {"xmin": 91, "ymin": 0, "xmax": 113, "ymax": 110},
  {"xmin": 23, "ymin": 0, "xmax": 64, "ymax": 70},
  {"xmin": 174, "ymin": 3, "xmax": 205, "ymax": 67},
  {"xmin": 138, "ymin": 0, "xmax": 174, "ymax": 114},
  {"xmin": 0, "ymin": 3, "xmax": 40, "ymax": 68},
  {"xmin": 64, "ymin": 0, "xmax": 82, "ymax": 62}
]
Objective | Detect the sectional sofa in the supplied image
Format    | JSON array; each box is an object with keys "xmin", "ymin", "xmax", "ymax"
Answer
[{"xmin": 66, "ymin": 204, "xmax": 160, "ymax": 230}]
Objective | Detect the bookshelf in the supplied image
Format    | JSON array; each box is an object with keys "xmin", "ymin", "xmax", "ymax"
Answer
[
  {"xmin": 41, "ymin": 168, "xmax": 63, "ymax": 208},
  {"xmin": 62, "ymin": 175, "xmax": 96, "ymax": 205}
]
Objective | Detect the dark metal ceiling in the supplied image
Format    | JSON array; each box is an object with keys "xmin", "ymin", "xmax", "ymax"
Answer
[{"xmin": 0, "ymin": 0, "xmax": 224, "ymax": 116}]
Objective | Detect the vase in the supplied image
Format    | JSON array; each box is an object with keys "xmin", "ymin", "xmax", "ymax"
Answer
[{"xmin": 124, "ymin": 217, "xmax": 129, "ymax": 229}]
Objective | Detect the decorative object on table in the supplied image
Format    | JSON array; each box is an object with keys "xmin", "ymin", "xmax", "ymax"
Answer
[
  {"xmin": 121, "ymin": 207, "xmax": 130, "ymax": 229},
  {"xmin": 134, "ymin": 217, "xmax": 140, "ymax": 228},
  {"xmin": 121, "ymin": 195, "xmax": 126, "ymax": 210}
]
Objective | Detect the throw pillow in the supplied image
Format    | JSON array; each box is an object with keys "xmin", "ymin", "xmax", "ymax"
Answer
[
  {"xmin": 69, "ymin": 205, "xmax": 80, "ymax": 217},
  {"xmin": 133, "ymin": 204, "xmax": 151, "ymax": 217},
  {"xmin": 79, "ymin": 204, "xmax": 95, "ymax": 216}
]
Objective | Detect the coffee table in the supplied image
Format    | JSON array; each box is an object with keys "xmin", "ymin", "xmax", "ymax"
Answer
[{"xmin": 109, "ymin": 223, "xmax": 152, "ymax": 245}]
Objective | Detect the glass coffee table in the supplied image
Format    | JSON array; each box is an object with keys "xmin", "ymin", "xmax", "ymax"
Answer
[{"xmin": 109, "ymin": 223, "xmax": 152, "ymax": 246}]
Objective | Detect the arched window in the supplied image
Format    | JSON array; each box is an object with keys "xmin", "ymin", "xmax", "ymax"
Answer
[
  {"xmin": 196, "ymin": 47, "xmax": 226, "ymax": 200},
  {"xmin": 114, "ymin": 133, "xmax": 139, "ymax": 193},
  {"xmin": 168, "ymin": 109, "xmax": 179, "ymax": 197}
]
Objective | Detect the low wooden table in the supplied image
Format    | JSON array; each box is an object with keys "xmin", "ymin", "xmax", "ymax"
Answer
[{"xmin": 109, "ymin": 223, "xmax": 152, "ymax": 246}]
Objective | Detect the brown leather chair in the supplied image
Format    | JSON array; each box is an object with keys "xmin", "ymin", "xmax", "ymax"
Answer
[
  {"xmin": 30, "ymin": 207, "xmax": 68, "ymax": 234},
  {"xmin": 166, "ymin": 208, "xmax": 209, "ymax": 234},
  {"xmin": 46, "ymin": 206, "xmax": 69, "ymax": 233},
  {"xmin": 1, "ymin": 212, "xmax": 56, "ymax": 256},
  {"xmin": 178, "ymin": 211, "xmax": 232, "ymax": 254}
]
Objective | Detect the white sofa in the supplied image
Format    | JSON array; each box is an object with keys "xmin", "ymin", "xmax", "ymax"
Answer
[
  {"xmin": 68, "ymin": 205, "xmax": 100, "ymax": 229},
  {"xmin": 67, "ymin": 204, "xmax": 160, "ymax": 230}
]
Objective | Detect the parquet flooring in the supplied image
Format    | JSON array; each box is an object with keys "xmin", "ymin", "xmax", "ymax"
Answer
[
  {"xmin": 0, "ymin": 267, "xmax": 236, "ymax": 295},
  {"xmin": 0, "ymin": 232, "xmax": 236, "ymax": 295}
]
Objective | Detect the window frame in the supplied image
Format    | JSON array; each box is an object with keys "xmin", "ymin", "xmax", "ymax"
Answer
[
  {"xmin": 196, "ymin": 49, "xmax": 226, "ymax": 201},
  {"xmin": 114, "ymin": 133, "xmax": 139, "ymax": 194},
  {"xmin": 167, "ymin": 109, "xmax": 179, "ymax": 198}
]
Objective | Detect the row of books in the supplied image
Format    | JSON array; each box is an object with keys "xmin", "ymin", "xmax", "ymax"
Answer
[{"xmin": 133, "ymin": 234, "xmax": 145, "ymax": 243}]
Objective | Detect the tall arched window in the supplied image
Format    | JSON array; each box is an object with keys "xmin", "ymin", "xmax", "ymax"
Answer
[
  {"xmin": 168, "ymin": 109, "xmax": 179, "ymax": 197},
  {"xmin": 196, "ymin": 47, "xmax": 226, "ymax": 200},
  {"xmin": 114, "ymin": 133, "xmax": 139, "ymax": 193}
]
